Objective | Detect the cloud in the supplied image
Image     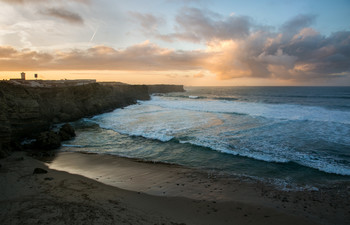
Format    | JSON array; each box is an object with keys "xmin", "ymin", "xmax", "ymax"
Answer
[
  {"xmin": 0, "ymin": 42, "xmax": 208, "ymax": 71},
  {"xmin": 0, "ymin": 0, "xmax": 86, "ymax": 25},
  {"xmin": 130, "ymin": 12, "xmax": 165, "ymax": 32},
  {"xmin": 2, "ymin": 5, "xmax": 349, "ymax": 84},
  {"xmin": 174, "ymin": 7, "xmax": 252, "ymax": 42},
  {"xmin": 281, "ymin": 14, "xmax": 316, "ymax": 34},
  {"xmin": 0, "ymin": 46, "xmax": 17, "ymax": 57},
  {"xmin": 153, "ymin": 7, "xmax": 252, "ymax": 43},
  {"xmin": 41, "ymin": 8, "xmax": 84, "ymax": 24},
  {"xmin": 2, "ymin": 23, "xmax": 349, "ymax": 84},
  {"xmin": 138, "ymin": 8, "xmax": 348, "ymax": 82},
  {"xmin": 202, "ymin": 28, "xmax": 350, "ymax": 81},
  {"xmin": 193, "ymin": 71, "xmax": 205, "ymax": 78},
  {"xmin": 131, "ymin": 7, "xmax": 252, "ymax": 43},
  {"xmin": 0, "ymin": 46, "xmax": 54, "ymax": 70}
]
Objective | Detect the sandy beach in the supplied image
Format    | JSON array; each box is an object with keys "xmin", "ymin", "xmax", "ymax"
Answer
[{"xmin": 0, "ymin": 151, "xmax": 348, "ymax": 225}]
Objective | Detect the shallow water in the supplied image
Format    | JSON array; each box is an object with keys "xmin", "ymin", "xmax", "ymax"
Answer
[{"xmin": 62, "ymin": 86, "xmax": 350, "ymax": 189}]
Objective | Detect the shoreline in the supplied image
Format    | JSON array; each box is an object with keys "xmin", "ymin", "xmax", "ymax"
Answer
[
  {"xmin": 0, "ymin": 82, "xmax": 184, "ymax": 157},
  {"xmin": 1, "ymin": 151, "xmax": 349, "ymax": 224}
]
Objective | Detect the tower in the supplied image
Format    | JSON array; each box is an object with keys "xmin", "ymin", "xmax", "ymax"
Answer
[{"xmin": 21, "ymin": 72, "xmax": 25, "ymax": 80}]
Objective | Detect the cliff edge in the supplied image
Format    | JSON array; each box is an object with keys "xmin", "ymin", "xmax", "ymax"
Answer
[{"xmin": 0, "ymin": 82, "xmax": 154, "ymax": 156}]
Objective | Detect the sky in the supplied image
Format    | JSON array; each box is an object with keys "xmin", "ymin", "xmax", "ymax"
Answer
[{"xmin": 0, "ymin": 0, "xmax": 349, "ymax": 86}]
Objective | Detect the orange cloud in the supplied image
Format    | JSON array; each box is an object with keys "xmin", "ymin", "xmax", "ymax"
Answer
[
  {"xmin": 203, "ymin": 40, "xmax": 252, "ymax": 79},
  {"xmin": 0, "ymin": 42, "xmax": 208, "ymax": 71},
  {"xmin": 0, "ymin": 46, "xmax": 54, "ymax": 70},
  {"xmin": 193, "ymin": 71, "xmax": 205, "ymax": 78}
]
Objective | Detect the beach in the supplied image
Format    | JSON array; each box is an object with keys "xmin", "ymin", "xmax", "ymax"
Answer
[
  {"xmin": 1, "ymin": 86, "xmax": 349, "ymax": 224},
  {"xmin": 1, "ymin": 0, "xmax": 350, "ymax": 223},
  {"xmin": 1, "ymin": 151, "xmax": 348, "ymax": 225}
]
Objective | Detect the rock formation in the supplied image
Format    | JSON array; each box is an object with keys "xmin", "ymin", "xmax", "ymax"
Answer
[
  {"xmin": 32, "ymin": 124, "xmax": 76, "ymax": 150},
  {"xmin": 0, "ymin": 82, "xmax": 184, "ymax": 156},
  {"xmin": 59, "ymin": 124, "xmax": 76, "ymax": 141},
  {"xmin": 34, "ymin": 131, "xmax": 62, "ymax": 150},
  {"xmin": 0, "ymin": 82, "xmax": 148, "ymax": 155}
]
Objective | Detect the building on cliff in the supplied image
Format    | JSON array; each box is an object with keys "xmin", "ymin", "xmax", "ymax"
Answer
[
  {"xmin": 8, "ymin": 78, "xmax": 96, "ymax": 87},
  {"xmin": 21, "ymin": 72, "xmax": 25, "ymax": 80},
  {"xmin": 8, "ymin": 72, "xmax": 96, "ymax": 87},
  {"xmin": 9, "ymin": 72, "xmax": 26, "ymax": 81}
]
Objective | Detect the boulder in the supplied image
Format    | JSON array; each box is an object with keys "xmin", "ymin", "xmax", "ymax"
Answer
[
  {"xmin": 0, "ymin": 143, "xmax": 11, "ymax": 159},
  {"xmin": 33, "ymin": 168, "xmax": 48, "ymax": 174},
  {"xmin": 35, "ymin": 131, "xmax": 61, "ymax": 150},
  {"xmin": 59, "ymin": 123, "xmax": 76, "ymax": 141},
  {"xmin": 0, "ymin": 144, "xmax": 3, "ymax": 159}
]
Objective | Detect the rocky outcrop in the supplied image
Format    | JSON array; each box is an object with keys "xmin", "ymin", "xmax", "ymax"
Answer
[
  {"xmin": 147, "ymin": 85, "xmax": 185, "ymax": 94},
  {"xmin": 0, "ymin": 82, "xmax": 150, "ymax": 155},
  {"xmin": 0, "ymin": 82, "xmax": 185, "ymax": 156},
  {"xmin": 59, "ymin": 124, "xmax": 76, "ymax": 141},
  {"xmin": 33, "ymin": 168, "xmax": 48, "ymax": 174},
  {"xmin": 35, "ymin": 131, "xmax": 62, "ymax": 150}
]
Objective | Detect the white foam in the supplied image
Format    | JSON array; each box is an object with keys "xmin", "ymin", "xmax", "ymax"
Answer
[
  {"xmin": 62, "ymin": 144, "xmax": 84, "ymax": 148},
  {"xmin": 89, "ymin": 98, "xmax": 350, "ymax": 176},
  {"xmin": 143, "ymin": 96, "xmax": 350, "ymax": 124},
  {"xmin": 92, "ymin": 105, "xmax": 214, "ymax": 143},
  {"xmin": 181, "ymin": 139, "xmax": 290, "ymax": 163}
]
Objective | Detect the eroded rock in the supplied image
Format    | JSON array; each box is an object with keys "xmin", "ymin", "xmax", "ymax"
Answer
[
  {"xmin": 59, "ymin": 123, "xmax": 76, "ymax": 141},
  {"xmin": 35, "ymin": 131, "xmax": 61, "ymax": 150},
  {"xmin": 33, "ymin": 168, "xmax": 48, "ymax": 174}
]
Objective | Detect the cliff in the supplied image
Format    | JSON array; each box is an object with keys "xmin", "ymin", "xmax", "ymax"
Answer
[{"xmin": 0, "ymin": 82, "xmax": 151, "ymax": 156}]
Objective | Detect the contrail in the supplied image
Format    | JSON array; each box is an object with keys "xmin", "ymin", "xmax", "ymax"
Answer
[{"xmin": 90, "ymin": 26, "xmax": 99, "ymax": 42}]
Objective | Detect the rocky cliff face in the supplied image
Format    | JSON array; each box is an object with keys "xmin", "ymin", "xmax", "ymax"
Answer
[{"xmin": 0, "ymin": 82, "xmax": 151, "ymax": 155}]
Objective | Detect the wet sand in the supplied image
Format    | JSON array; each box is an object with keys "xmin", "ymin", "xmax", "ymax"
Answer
[{"xmin": 1, "ymin": 151, "xmax": 349, "ymax": 225}]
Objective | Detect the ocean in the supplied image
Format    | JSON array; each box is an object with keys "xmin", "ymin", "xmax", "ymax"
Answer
[{"xmin": 62, "ymin": 86, "xmax": 350, "ymax": 190}]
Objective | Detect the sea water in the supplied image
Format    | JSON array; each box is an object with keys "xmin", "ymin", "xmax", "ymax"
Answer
[{"xmin": 62, "ymin": 86, "xmax": 350, "ymax": 189}]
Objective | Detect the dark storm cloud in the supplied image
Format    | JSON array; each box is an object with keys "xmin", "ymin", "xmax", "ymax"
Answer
[
  {"xmin": 145, "ymin": 8, "xmax": 349, "ymax": 81},
  {"xmin": 261, "ymin": 28, "xmax": 350, "ymax": 78}
]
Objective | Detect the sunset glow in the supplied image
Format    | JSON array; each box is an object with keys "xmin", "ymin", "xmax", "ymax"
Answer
[{"xmin": 1, "ymin": 0, "xmax": 349, "ymax": 86}]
